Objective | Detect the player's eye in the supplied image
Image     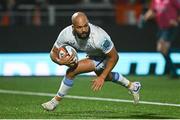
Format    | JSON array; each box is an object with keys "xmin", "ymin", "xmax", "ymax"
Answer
[
  {"xmin": 84, "ymin": 24, "xmax": 88, "ymax": 28},
  {"xmin": 76, "ymin": 26, "xmax": 82, "ymax": 29}
]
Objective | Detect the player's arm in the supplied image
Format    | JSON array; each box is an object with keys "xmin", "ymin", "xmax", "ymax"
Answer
[
  {"xmin": 99, "ymin": 47, "xmax": 119, "ymax": 80},
  {"xmin": 143, "ymin": 0, "xmax": 156, "ymax": 21},
  {"xmin": 92, "ymin": 47, "xmax": 119, "ymax": 91},
  {"xmin": 50, "ymin": 45, "xmax": 75, "ymax": 66},
  {"xmin": 173, "ymin": 0, "xmax": 180, "ymax": 24},
  {"xmin": 143, "ymin": 9, "xmax": 155, "ymax": 21},
  {"xmin": 168, "ymin": 0, "xmax": 180, "ymax": 27},
  {"xmin": 137, "ymin": 9, "xmax": 155, "ymax": 28},
  {"xmin": 178, "ymin": 15, "xmax": 180, "ymax": 23}
]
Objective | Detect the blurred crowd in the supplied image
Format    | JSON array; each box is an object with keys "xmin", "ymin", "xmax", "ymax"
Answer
[{"xmin": 0, "ymin": 0, "xmax": 150, "ymax": 26}]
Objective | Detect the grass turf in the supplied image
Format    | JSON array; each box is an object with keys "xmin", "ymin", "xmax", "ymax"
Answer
[{"xmin": 0, "ymin": 76, "xmax": 180, "ymax": 119}]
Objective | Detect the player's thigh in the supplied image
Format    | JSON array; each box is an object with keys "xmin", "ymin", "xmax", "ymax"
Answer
[
  {"xmin": 66, "ymin": 58, "xmax": 95, "ymax": 76},
  {"xmin": 157, "ymin": 29, "xmax": 172, "ymax": 53}
]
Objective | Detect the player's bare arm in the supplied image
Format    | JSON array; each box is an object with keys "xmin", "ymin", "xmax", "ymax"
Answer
[
  {"xmin": 92, "ymin": 47, "xmax": 119, "ymax": 91},
  {"xmin": 50, "ymin": 46, "xmax": 76, "ymax": 66},
  {"xmin": 144, "ymin": 9, "xmax": 155, "ymax": 21},
  {"xmin": 137, "ymin": 9, "xmax": 155, "ymax": 28}
]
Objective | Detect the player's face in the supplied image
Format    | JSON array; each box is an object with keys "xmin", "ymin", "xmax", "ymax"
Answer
[{"xmin": 73, "ymin": 21, "xmax": 90, "ymax": 39}]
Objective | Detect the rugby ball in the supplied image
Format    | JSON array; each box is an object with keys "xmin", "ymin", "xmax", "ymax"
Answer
[{"xmin": 58, "ymin": 45, "xmax": 78, "ymax": 63}]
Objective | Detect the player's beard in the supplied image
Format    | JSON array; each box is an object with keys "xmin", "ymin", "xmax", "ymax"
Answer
[{"xmin": 76, "ymin": 28, "xmax": 90, "ymax": 39}]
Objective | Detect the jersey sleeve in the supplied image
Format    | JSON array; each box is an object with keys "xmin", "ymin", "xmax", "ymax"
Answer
[
  {"xmin": 96, "ymin": 29, "xmax": 114, "ymax": 54},
  {"xmin": 54, "ymin": 29, "xmax": 67, "ymax": 48}
]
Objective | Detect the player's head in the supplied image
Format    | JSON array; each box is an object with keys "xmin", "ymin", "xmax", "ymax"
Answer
[{"xmin": 71, "ymin": 12, "xmax": 90, "ymax": 39}]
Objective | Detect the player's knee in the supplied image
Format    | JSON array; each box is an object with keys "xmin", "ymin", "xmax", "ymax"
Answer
[
  {"xmin": 157, "ymin": 45, "xmax": 167, "ymax": 55},
  {"xmin": 157, "ymin": 48, "xmax": 168, "ymax": 55},
  {"xmin": 161, "ymin": 47, "xmax": 169, "ymax": 55},
  {"xmin": 66, "ymin": 68, "xmax": 77, "ymax": 79}
]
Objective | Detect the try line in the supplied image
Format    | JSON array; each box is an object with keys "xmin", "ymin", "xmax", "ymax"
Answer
[{"xmin": 0, "ymin": 89, "xmax": 180, "ymax": 107}]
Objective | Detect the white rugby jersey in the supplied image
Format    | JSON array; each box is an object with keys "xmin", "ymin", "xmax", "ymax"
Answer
[{"xmin": 54, "ymin": 23, "xmax": 114, "ymax": 58}]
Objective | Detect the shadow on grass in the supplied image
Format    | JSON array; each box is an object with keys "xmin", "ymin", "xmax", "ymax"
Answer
[{"xmin": 44, "ymin": 110, "xmax": 179, "ymax": 119}]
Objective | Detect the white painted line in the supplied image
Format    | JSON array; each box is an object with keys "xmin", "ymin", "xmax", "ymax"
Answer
[{"xmin": 0, "ymin": 89, "xmax": 180, "ymax": 107}]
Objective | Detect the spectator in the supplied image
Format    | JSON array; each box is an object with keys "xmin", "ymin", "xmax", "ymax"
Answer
[
  {"xmin": 0, "ymin": 0, "xmax": 17, "ymax": 26},
  {"xmin": 138, "ymin": 0, "xmax": 180, "ymax": 78},
  {"xmin": 115, "ymin": 0, "xmax": 143, "ymax": 25}
]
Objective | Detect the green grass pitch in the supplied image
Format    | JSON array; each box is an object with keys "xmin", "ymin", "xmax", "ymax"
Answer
[{"xmin": 0, "ymin": 75, "xmax": 180, "ymax": 119}]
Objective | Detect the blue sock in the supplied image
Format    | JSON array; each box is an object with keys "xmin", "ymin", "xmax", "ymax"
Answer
[{"xmin": 111, "ymin": 72, "xmax": 120, "ymax": 82}]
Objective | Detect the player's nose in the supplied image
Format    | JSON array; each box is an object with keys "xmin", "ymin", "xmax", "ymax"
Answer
[{"xmin": 82, "ymin": 27, "xmax": 87, "ymax": 32}]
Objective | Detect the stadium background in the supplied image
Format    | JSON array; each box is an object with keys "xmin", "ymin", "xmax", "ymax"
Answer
[
  {"xmin": 0, "ymin": 0, "xmax": 180, "ymax": 76},
  {"xmin": 0, "ymin": 0, "xmax": 180, "ymax": 119}
]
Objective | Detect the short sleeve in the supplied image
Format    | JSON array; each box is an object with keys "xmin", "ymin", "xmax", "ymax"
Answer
[
  {"xmin": 96, "ymin": 29, "xmax": 114, "ymax": 54},
  {"xmin": 100, "ymin": 37, "xmax": 114, "ymax": 54},
  {"xmin": 54, "ymin": 29, "xmax": 67, "ymax": 48}
]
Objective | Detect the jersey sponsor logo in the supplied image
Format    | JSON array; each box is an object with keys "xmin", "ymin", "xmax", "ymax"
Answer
[{"xmin": 101, "ymin": 39, "xmax": 111, "ymax": 52}]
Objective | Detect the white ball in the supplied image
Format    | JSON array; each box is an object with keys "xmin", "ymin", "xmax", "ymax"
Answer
[{"xmin": 58, "ymin": 45, "xmax": 78, "ymax": 63}]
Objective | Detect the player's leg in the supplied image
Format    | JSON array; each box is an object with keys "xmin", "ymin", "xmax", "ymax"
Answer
[
  {"xmin": 42, "ymin": 58, "xmax": 95, "ymax": 111},
  {"xmin": 157, "ymin": 39, "xmax": 170, "ymax": 55},
  {"xmin": 95, "ymin": 70, "xmax": 130, "ymax": 88},
  {"xmin": 55, "ymin": 58, "xmax": 95, "ymax": 100},
  {"xmin": 157, "ymin": 39, "xmax": 172, "ymax": 74},
  {"xmin": 94, "ymin": 59, "xmax": 141, "ymax": 104},
  {"xmin": 157, "ymin": 28, "xmax": 178, "ymax": 78},
  {"xmin": 95, "ymin": 70, "xmax": 141, "ymax": 104}
]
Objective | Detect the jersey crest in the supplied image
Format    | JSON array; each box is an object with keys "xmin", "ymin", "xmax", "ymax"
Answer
[{"xmin": 101, "ymin": 39, "xmax": 112, "ymax": 52}]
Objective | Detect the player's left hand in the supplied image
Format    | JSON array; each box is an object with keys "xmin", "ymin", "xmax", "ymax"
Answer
[
  {"xmin": 169, "ymin": 19, "xmax": 178, "ymax": 27},
  {"xmin": 91, "ymin": 76, "xmax": 105, "ymax": 91}
]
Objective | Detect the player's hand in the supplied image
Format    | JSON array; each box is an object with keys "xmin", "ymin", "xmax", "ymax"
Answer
[
  {"xmin": 178, "ymin": 16, "xmax": 180, "ymax": 23},
  {"xmin": 59, "ymin": 50, "xmax": 77, "ymax": 67},
  {"xmin": 169, "ymin": 19, "xmax": 178, "ymax": 27},
  {"xmin": 91, "ymin": 76, "xmax": 105, "ymax": 91},
  {"xmin": 137, "ymin": 14, "xmax": 145, "ymax": 29}
]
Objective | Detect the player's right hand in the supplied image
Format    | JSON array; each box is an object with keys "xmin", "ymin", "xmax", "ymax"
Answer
[
  {"xmin": 169, "ymin": 19, "xmax": 178, "ymax": 27},
  {"xmin": 58, "ymin": 50, "xmax": 77, "ymax": 67},
  {"xmin": 91, "ymin": 76, "xmax": 105, "ymax": 91}
]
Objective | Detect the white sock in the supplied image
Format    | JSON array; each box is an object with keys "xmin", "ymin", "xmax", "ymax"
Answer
[
  {"xmin": 118, "ymin": 74, "xmax": 130, "ymax": 87},
  {"xmin": 56, "ymin": 76, "xmax": 74, "ymax": 98}
]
